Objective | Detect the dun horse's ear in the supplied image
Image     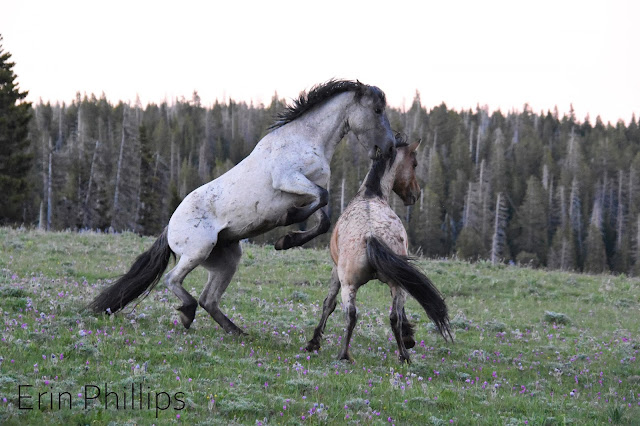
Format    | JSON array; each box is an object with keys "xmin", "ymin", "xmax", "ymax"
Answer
[{"xmin": 409, "ymin": 139, "xmax": 422, "ymax": 152}]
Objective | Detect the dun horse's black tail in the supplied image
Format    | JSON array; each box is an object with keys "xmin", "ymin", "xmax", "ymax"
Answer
[
  {"xmin": 366, "ymin": 236, "xmax": 453, "ymax": 341},
  {"xmin": 88, "ymin": 227, "xmax": 174, "ymax": 314}
]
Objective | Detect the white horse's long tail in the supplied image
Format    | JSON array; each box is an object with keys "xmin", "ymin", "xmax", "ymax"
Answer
[
  {"xmin": 365, "ymin": 236, "xmax": 453, "ymax": 342},
  {"xmin": 88, "ymin": 227, "xmax": 174, "ymax": 314}
]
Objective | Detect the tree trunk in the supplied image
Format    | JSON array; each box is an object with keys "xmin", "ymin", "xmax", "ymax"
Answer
[
  {"xmin": 491, "ymin": 192, "xmax": 508, "ymax": 264},
  {"xmin": 47, "ymin": 147, "xmax": 53, "ymax": 231},
  {"xmin": 83, "ymin": 140, "xmax": 100, "ymax": 227},
  {"xmin": 617, "ymin": 170, "xmax": 625, "ymax": 251},
  {"xmin": 111, "ymin": 110, "xmax": 127, "ymax": 230}
]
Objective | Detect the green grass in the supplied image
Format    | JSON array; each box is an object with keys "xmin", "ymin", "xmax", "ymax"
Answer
[{"xmin": 1, "ymin": 227, "xmax": 639, "ymax": 425}]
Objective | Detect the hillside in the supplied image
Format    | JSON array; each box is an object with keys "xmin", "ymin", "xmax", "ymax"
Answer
[{"xmin": 1, "ymin": 228, "xmax": 639, "ymax": 424}]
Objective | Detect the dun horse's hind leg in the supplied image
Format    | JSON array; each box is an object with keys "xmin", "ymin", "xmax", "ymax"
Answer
[
  {"xmin": 164, "ymin": 255, "xmax": 203, "ymax": 329},
  {"xmin": 401, "ymin": 306, "xmax": 416, "ymax": 349},
  {"xmin": 198, "ymin": 242, "xmax": 245, "ymax": 335},
  {"xmin": 306, "ymin": 267, "xmax": 341, "ymax": 352},
  {"xmin": 337, "ymin": 284, "xmax": 358, "ymax": 362},
  {"xmin": 389, "ymin": 287, "xmax": 411, "ymax": 363}
]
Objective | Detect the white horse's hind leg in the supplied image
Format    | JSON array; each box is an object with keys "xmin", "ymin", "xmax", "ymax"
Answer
[
  {"xmin": 198, "ymin": 242, "xmax": 245, "ymax": 335},
  {"xmin": 164, "ymin": 255, "xmax": 205, "ymax": 329},
  {"xmin": 165, "ymin": 226, "xmax": 219, "ymax": 329}
]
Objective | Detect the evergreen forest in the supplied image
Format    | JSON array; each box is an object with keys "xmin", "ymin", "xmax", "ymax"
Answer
[{"xmin": 8, "ymin": 89, "xmax": 640, "ymax": 275}]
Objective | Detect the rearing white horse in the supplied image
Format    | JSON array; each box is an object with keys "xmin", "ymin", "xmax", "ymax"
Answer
[{"xmin": 89, "ymin": 80, "xmax": 397, "ymax": 335}]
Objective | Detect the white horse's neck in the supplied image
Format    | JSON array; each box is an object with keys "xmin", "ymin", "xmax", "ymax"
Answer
[{"xmin": 278, "ymin": 92, "xmax": 354, "ymax": 162}]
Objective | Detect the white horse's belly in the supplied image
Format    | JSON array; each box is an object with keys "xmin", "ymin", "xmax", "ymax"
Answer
[
  {"xmin": 167, "ymin": 175, "xmax": 302, "ymax": 253},
  {"xmin": 167, "ymin": 136, "xmax": 332, "ymax": 254}
]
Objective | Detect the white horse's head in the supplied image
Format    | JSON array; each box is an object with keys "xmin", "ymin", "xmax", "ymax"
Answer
[
  {"xmin": 270, "ymin": 80, "xmax": 396, "ymax": 160},
  {"xmin": 346, "ymin": 82, "xmax": 396, "ymax": 160}
]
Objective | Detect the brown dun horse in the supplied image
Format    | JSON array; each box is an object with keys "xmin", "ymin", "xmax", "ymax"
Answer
[{"xmin": 306, "ymin": 139, "xmax": 452, "ymax": 363}]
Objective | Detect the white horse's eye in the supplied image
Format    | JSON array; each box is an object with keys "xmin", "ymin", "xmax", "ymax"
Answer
[{"xmin": 374, "ymin": 108, "xmax": 383, "ymax": 114}]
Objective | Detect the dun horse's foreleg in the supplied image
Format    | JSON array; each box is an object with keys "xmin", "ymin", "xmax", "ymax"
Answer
[
  {"xmin": 275, "ymin": 207, "xmax": 330, "ymax": 250},
  {"xmin": 165, "ymin": 256, "xmax": 202, "ymax": 329},
  {"xmin": 199, "ymin": 242, "xmax": 246, "ymax": 335},
  {"xmin": 337, "ymin": 285, "xmax": 358, "ymax": 362},
  {"xmin": 306, "ymin": 267, "xmax": 340, "ymax": 352},
  {"xmin": 389, "ymin": 288, "xmax": 411, "ymax": 363}
]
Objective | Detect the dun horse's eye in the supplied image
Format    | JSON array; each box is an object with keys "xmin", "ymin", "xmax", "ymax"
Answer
[{"xmin": 374, "ymin": 107, "xmax": 383, "ymax": 114}]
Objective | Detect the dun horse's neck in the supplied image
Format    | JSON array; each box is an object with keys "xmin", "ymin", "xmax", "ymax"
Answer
[
  {"xmin": 358, "ymin": 156, "xmax": 397, "ymax": 203},
  {"xmin": 378, "ymin": 169, "xmax": 396, "ymax": 202}
]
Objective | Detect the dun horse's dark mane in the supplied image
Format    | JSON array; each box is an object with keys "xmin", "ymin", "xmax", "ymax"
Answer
[
  {"xmin": 269, "ymin": 79, "xmax": 385, "ymax": 130},
  {"xmin": 363, "ymin": 132, "xmax": 407, "ymax": 198}
]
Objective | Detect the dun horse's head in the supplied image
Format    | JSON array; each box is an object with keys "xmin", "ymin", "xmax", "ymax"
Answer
[
  {"xmin": 393, "ymin": 140, "xmax": 421, "ymax": 206},
  {"xmin": 347, "ymin": 83, "xmax": 396, "ymax": 160}
]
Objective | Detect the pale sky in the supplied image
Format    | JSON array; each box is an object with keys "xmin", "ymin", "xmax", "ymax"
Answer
[{"xmin": 2, "ymin": 0, "xmax": 639, "ymax": 124}]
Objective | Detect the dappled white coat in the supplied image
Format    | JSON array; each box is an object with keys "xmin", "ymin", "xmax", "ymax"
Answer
[{"xmin": 169, "ymin": 92, "xmax": 350, "ymax": 257}]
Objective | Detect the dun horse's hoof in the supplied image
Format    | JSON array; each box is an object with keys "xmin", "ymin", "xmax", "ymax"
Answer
[
  {"xmin": 398, "ymin": 352, "xmax": 412, "ymax": 364},
  {"xmin": 403, "ymin": 336, "xmax": 416, "ymax": 349},
  {"xmin": 338, "ymin": 352, "xmax": 355, "ymax": 363},
  {"xmin": 305, "ymin": 341, "xmax": 320, "ymax": 352}
]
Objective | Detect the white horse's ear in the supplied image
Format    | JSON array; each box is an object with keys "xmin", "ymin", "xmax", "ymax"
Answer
[{"xmin": 410, "ymin": 139, "xmax": 421, "ymax": 152}]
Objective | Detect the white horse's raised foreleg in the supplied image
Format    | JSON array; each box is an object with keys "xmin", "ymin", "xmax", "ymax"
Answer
[
  {"xmin": 272, "ymin": 170, "xmax": 330, "ymax": 250},
  {"xmin": 275, "ymin": 208, "xmax": 330, "ymax": 250},
  {"xmin": 272, "ymin": 171, "xmax": 328, "ymax": 225}
]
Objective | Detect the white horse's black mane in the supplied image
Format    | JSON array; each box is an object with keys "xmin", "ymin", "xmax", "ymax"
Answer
[{"xmin": 269, "ymin": 79, "xmax": 387, "ymax": 130}]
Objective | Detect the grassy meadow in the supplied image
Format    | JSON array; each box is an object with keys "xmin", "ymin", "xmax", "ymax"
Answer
[{"xmin": 0, "ymin": 227, "xmax": 639, "ymax": 425}]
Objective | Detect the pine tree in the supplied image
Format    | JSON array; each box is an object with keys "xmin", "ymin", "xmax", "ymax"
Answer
[
  {"xmin": 490, "ymin": 192, "xmax": 509, "ymax": 264},
  {"xmin": 457, "ymin": 176, "xmax": 489, "ymax": 261},
  {"xmin": 513, "ymin": 176, "xmax": 548, "ymax": 265},
  {"xmin": 111, "ymin": 104, "xmax": 141, "ymax": 231},
  {"xmin": 489, "ymin": 128, "xmax": 508, "ymax": 197},
  {"xmin": 548, "ymin": 225, "xmax": 577, "ymax": 271},
  {"xmin": 410, "ymin": 185, "xmax": 445, "ymax": 257},
  {"xmin": 548, "ymin": 183, "xmax": 578, "ymax": 271},
  {"xmin": 0, "ymin": 35, "xmax": 33, "ymax": 223},
  {"xmin": 632, "ymin": 215, "xmax": 640, "ymax": 276},
  {"xmin": 138, "ymin": 125, "xmax": 163, "ymax": 235},
  {"xmin": 584, "ymin": 195, "xmax": 609, "ymax": 273},
  {"xmin": 612, "ymin": 170, "xmax": 630, "ymax": 272},
  {"xmin": 569, "ymin": 177, "xmax": 584, "ymax": 261}
]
